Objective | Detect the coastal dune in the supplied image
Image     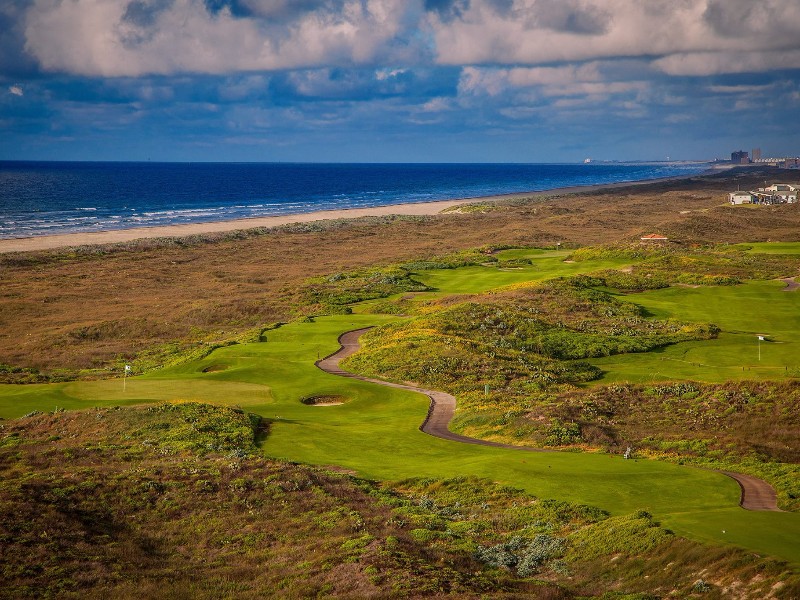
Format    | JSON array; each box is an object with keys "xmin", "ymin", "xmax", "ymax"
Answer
[{"xmin": 0, "ymin": 174, "xmax": 708, "ymax": 254}]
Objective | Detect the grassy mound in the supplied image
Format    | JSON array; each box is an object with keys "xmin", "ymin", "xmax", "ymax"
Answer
[{"xmin": 343, "ymin": 276, "xmax": 717, "ymax": 443}]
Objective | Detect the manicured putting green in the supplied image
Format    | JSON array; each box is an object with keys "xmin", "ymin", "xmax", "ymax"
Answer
[{"xmin": 591, "ymin": 281, "xmax": 799, "ymax": 383}]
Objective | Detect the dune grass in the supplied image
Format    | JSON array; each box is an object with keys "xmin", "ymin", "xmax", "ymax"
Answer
[{"xmin": 1, "ymin": 245, "xmax": 799, "ymax": 566}]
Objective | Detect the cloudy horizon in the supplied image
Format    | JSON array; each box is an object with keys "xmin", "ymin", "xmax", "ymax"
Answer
[{"xmin": 2, "ymin": 0, "xmax": 799, "ymax": 162}]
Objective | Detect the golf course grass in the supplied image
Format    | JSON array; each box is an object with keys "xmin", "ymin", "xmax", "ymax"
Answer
[
  {"xmin": 1, "ymin": 245, "xmax": 798, "ymax": 566},
  {"xmin": 590, "ymin": 280, "xmax": 800, "ymax": 383},
  {"xmin": 415, "ymin": 249, "xmax": 632, "ymax": 294}
]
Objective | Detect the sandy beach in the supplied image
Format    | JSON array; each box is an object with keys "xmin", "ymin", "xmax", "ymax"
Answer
[{"xmin": 0, "ymin": 173, "xmax": 709, "ymax": 254}]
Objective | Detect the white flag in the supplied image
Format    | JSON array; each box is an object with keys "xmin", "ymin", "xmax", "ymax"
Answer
[
  {"xmin": 125, "ymin": 365, "xmax": 132, "ymax": 372},
  {"xmin": 757, "ymin": 336, "xmax": 765, "ymax": 341}
]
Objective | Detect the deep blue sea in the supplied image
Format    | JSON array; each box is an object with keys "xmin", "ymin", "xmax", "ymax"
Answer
[{"xmin": 0, "ymin": 161, "xmax": 710, "ymax": 239}]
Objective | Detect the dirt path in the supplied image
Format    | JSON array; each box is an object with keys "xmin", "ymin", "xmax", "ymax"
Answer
[{"xmin": 316, "ymin": 328, "xmax": 781, "ymax": 511}]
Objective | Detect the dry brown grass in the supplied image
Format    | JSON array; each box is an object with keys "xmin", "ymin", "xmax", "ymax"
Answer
[{"xmin": 1, "ymin": 167, "xmax": 798, "ymax": 374}]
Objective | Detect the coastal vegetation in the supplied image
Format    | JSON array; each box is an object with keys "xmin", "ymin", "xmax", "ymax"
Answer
[
  {"xmin": 2, "ymin": 166, "xmax": 798, "ymax": 379},
  {"xmin": 1, "ymin": 309, "xmax": 799, "ymax": 568},
  {"xmin": 1, "ymin": 170, "xmax": 799, "ymax": 596},
  {"xmin": 2, "ymin": 403, "xmax": 797, "ymax": 599}
]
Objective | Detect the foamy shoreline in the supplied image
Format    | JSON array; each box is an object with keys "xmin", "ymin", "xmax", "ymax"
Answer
[{"xmin": 0, "ymin": 173, "xmax": 708, "ymax": 254}]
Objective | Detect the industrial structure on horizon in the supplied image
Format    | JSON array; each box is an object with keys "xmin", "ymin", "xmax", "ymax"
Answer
[{"xmin": 728, "ymin": 149, "xmax": 799, "ymax": 169}]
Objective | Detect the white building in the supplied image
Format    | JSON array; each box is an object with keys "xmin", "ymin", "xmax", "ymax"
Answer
[
  {"xmin": 759, "ymin": 184, "xmax": 798, "ymax": 203},
  {"xmin": 728, "ymin": 191, "xmax": 756, "ymax": 204}
]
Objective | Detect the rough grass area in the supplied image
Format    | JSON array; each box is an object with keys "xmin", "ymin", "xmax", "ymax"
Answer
[
  {"xmin": 1, "ymin": 405, "xmax": 796, "ymax": 599},
  {"xmin": 389, "ymin": 478, "xmax": 799, "ymax": 599},
  {"xmin": 0, "ymin": 404, "xmax": 529, "ymax": 599},
  {"xmin": 486, "ymin": 381, "xmax": 800, "ymax": 511},
  {"xmin": 568, "ymin": 244, "xmax": 799, "ymax": 283},
  {"xmin": 2, "ymin": 167, "xmax": 796, "ymax": 378},
  {"xmin": 342, "ymin": 276, "xmax": 718, "ymax": 439}
]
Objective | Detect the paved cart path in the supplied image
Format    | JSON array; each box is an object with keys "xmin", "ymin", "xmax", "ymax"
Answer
[
  {"xmin": 780, "ymin": 277, "xmax": 799, "ymax": 291},
  {"xmin": 316, "ymin": 328, "xmax": 782, "ymax": 511}
]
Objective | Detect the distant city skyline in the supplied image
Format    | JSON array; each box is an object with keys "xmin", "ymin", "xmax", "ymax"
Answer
[{"xmin": 2, "ymin": 1, "xmax": 800, "ymax": 163}]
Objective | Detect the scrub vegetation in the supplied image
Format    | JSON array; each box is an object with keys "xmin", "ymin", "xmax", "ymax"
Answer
[
  {"xmin": 2, "ymin": 404, "xmax": 797, "ymax": 599},
  {"xmin": 1, "ymin": 170, "xmax": 800, "ymax": 595},
  {"xmin": 340, "ymin": 243, "xmax": 800, "ymax": 512}
]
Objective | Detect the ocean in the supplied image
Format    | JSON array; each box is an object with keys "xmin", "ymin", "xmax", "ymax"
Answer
[{"xmin": 0, "ymin": 161, "xmax": 710, "ymax": 239}]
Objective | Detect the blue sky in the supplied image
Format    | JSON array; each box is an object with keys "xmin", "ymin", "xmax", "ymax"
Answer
[{"xmin": 2, "ymin": 0, "xmax": 800, "ymax": 162}]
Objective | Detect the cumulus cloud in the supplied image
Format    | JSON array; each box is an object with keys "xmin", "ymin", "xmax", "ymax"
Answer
[
  {"xmin": 23, "ymin": 0, "xmax": 428, "ymax": 76},
  {"xmin": 5, "ymin": 0, "xmax": 800, "ymax": 163},
  {"xmin": 13, "ymin": 0, "xmax": 800, "ymax": 77},
  {"xmin": 428, "ymin": 0, "xmax": 800, "ymax": 74}
]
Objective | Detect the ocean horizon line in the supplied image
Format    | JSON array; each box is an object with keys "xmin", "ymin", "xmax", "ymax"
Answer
[
  {"xmin": 0, "ymin": 161, "xmax": 713, "ymax": 241},
  {"xmin": 0, "ymin": 158, "xmax": 714, "ymax": 166}
]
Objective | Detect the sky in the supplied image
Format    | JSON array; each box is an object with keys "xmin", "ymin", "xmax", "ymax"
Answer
[{"xmin": 1, "ymin": 0, "xmax": 800, "ymax": 163}]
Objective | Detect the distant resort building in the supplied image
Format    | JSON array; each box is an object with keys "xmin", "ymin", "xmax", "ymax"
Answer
[
  {"xmin": 750, "ymin": 157, "xmax": 800, "ymax": 169},
  {"xmin": 731, "ymin": 150, "xmax": 749, "ymax": 165},
  {"xmin": 640, "ymin": 233, "xmax": 669, "ymax": 242},
  {"xmin": 725, "ymin": 147, "xmax": 799, "ymax": 168},
  {"xmin": 729, "ymin": 183, "xmax": 797, "ymax": 205}
]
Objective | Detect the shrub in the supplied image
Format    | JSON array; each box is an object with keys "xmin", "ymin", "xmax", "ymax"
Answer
[{"xmin": 475, "ymin": 534, "xmax": 566, "ymax": 576}]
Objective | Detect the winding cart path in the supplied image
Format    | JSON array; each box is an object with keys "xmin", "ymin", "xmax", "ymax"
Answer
[
  {"xmin": 316, "ymin": 328, "xmax": 782, "ymax": 511},
  {"xmin": 780, "ymin": 276, "xmax": 799, "ymax": 292}
]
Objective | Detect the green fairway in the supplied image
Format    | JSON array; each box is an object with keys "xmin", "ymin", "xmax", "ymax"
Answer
[
  {"xmin": 733, "ymin": 242, "xmax": 800, "ymax": 255},
  {"xmin": 413, "ymin": 249, "xmax": 632, "ymax": 295},
  {"xmin": 2, "ymin": 313, "xmax": 799, "ymax": 565},
  {"xmin": 2, "ymin": 245, "xmax": 799, "ymax": 566},
  {"xmin": 590, "ymin": 281, "xmax": 800, "ymax": 383}
]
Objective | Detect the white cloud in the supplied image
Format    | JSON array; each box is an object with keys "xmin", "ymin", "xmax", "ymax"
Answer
[
  {"xmin": 9, "ymin": 85, "xmax": 24, "ymax": 96},
  {"xmin": 428, "ymin": 0, "xmax": 800, "ymax": 75},
  {"xmin": 419, "ymin": 97, "xmax": 452, "ymax": 112},
  {"xmin": 375, "ymin": 67, "xmax": 407, "ymax": 81},
  {"xmin": 653, "ymin": 50, "xmax": 800, "ymax": 76},
  {"xmin": 17, "ymin": 0, "xmax": 800, "ymax": 78},
  {"xmin": 457, "ymin": 64, "xmax": 646, "ymax": 101},
  {"xmin": 23, "ymin": 0, "xmax": 426, "ymax": 77}
]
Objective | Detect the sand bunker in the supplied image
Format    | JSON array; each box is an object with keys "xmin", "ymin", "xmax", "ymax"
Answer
[{"xmin": 301, "ymin": 395, "xmax": 347, "ymax": 406}]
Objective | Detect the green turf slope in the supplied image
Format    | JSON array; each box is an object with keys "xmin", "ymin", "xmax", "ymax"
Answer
[
  {"xmin": 2, "ymin": 314, "xmax": 798, "ymax": 565},
  {"xmin": 590, "ymin": 280, "xmax": 799, "ymax": 383}
]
